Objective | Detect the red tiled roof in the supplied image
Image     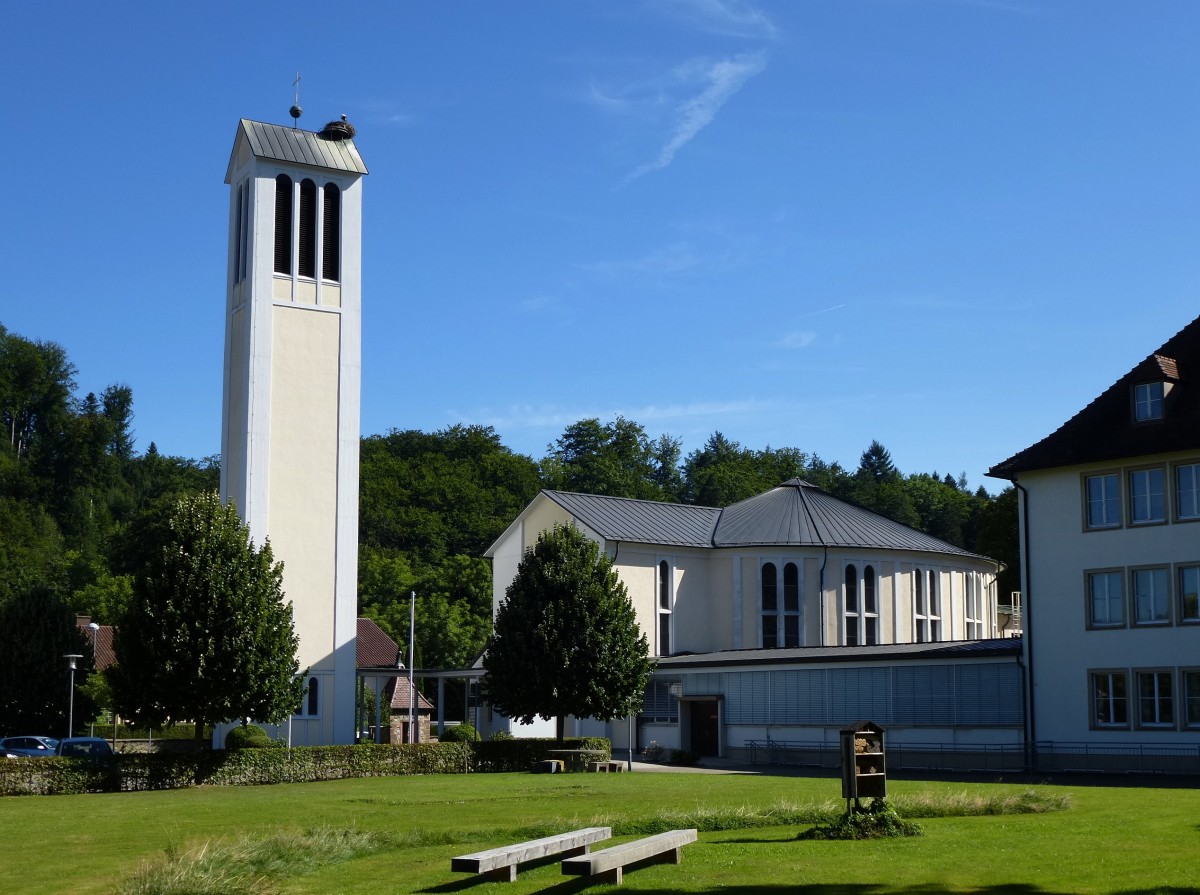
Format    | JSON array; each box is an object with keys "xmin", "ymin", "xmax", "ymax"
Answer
[
  {"xmin": 77, "ymin": 622, "xmax": 115, "ymax": 671},
  {"xmin": 389, "ymin": 679, "xmax": 435, "ymax": 712},
  {"xmin": 990, "ymin": 314, "xmax": 1200, "ymax": 478}
]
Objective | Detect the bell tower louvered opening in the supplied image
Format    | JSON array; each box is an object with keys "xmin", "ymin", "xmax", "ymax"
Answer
[
  {"xmin": 322, "ymin": 183, "xmax": 340, "ymax": 282},
  {"xmin": 298, "ymin": 178, "xmax": 317, "ymax": 278},
  {"xmin": 274, "ymin": 174, "xmax": 293, "ymax": 274}
]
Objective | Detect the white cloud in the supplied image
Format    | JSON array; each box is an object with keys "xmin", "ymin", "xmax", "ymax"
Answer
[
  {"xmin": 777, "ymin": 331, "xmax": 817, "ymax": 349},
  {"xmin": 625, "ymin": 51, "xmax": 768, "ymax": 182},
  {"xmin": 650, "ymin": 0, "xmax": 779, "ymax": 39}
]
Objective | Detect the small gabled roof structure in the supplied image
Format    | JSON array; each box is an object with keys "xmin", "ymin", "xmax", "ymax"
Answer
[
  {"xmin": 489, "ymin": 479, "xmax": 987, "ymax": 560},
  {"xmin": 990, "ymin": 314, "xmax": 1200, "ymax": 478},
  {"xmin": 225, "ymin": 118, "xmax": 368, "ymax": 183},
  {"xmin": 356, "ymin": 618, "xmax": 400, "ymax": 669},
  {"xmin": 389, "ymin": 681, "xmax": 436, "ymax": 713}
]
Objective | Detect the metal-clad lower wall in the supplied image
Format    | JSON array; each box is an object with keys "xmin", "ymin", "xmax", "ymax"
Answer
[{"xmin": 672, "ymin": 661, "xmax": 1023, "ymax": 728}]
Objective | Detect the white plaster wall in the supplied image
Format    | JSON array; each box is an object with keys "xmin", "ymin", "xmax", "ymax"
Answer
[{"xmin": 1022, "ymin": 457, "xmax": 1200, "ymax": 743}]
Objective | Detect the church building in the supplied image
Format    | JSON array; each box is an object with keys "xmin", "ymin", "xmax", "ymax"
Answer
[{"xmin": 219, "ymin": 114, "xmax": 367, "ymax": 745}]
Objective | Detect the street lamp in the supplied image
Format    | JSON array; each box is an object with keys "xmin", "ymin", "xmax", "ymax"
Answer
[
  {"xmin": 87, "ymin": 623, "xmax": 100, "ymax": 736},
  {"xmin": 409, "ymin": 591, "xmax": 418, "ymax": 744},
  {"xmin": 64, "ymin": 654, "xmax": 83, "ymax": 738}
]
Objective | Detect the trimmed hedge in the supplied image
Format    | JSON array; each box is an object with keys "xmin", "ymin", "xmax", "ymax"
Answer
[
  {"xmin": 470, "ymin": 737, "xmax": 611, "ymax": 772},
  {"xmin": 0, "ymin": 738, "xmax": 611, "ymax": 796}
]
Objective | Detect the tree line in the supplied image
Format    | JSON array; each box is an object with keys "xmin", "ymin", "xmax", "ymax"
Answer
[{"xmin": 0, "ymin": 323, "xmax": 1017, "ymax": 734}]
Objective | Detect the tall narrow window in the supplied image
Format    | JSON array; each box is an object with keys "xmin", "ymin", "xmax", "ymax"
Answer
[
  {"xmin": 1129, "ymin": 468, "xmax": 1165, "ymax": 524},
  {"xmin": 1185, "ymin": 671, "xmax": 1200, "ymax": 728},
  {"xmin": 1133, "ymin": 568, "xmax": 1169, "ymax": 625},
  {"xmin": 1136, "ymin": 671, "xmax": 1173, "ymax": 727},
  {"xmin": 761, "ymin": 562, "xmax": 778, "ymax": 648},
  {"xmin": 964, "ymin": 573, "xmax": 983, "ymax": 639},
  {"xmin": 928, "ymin": 570, "xmax": 942, "ymax": 641},
  {"xmin": 1177, "ymin": 463, "xmax": 1200, "ymax": 520},
  {"xmin": 1179, "ymin": 565, "xmax": 1199, "ymax": 623},
  {"xmin": 322, "ymin": 183, "xmax": 341, "ymax": 281},
  {"xmin": 1088, "ymin": 571, "xmax": 1125, "ymax": 627},
  {"xmin": 274, "ymin": 174, "xmax": 293, "ymax": 274},
  {"xmin": 658, "ymin": 560, "xmax": 671, "ymax": 656},
  {"xmin": 298, "ymin": 178, "xmax": 317, "ymax": 278},
  {"xmin": 863, "ymin": 565, "xmax": 878, "ymax": 645},
  {"xmin": 914, "ymin": 568, "xmax": 927, "ymax": 643},
  {"xmin": 306, "ymin": 676, "xmax": 319, "ymax": 716},
  {"xmin": 844, "ymin": 564, "xmax": 859, "ymax": 646},
  {"xmin": 1092, "ymin": 671, "xmax": 1128, "ymax": 727},
  {"xmin": 782, "ymin": 562, "xmax": 801, "ymax": 648},
  {"xmin": 234, "ymin": 182, "xmax": 245, "ymax": 284}
]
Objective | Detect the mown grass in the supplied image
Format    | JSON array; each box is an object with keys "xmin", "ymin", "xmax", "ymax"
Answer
[{"xmin": 1, "ymin": 771, "xmax": 1196, "ymax": 895}]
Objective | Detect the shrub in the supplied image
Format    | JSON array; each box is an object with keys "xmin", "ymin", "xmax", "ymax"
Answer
[
  {"xmin": 489, "ymin": 729, "xmax": 514, "ymax": 741},
  {"xmin": 225, "ymin": 724, "xmax": 278, "ymax": 750},
  {"xmin": 797, "ymin": 798, "xmax": 922, "ymax": 840},
  {"xmin": 440, "ymin": 724, "xmax": 480, "ymax": 743},
  {"xmin": 668, "ymin": 749, "xmax": 699, "ymax": 766}
]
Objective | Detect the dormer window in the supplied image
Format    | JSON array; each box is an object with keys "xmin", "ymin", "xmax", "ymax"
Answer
[{"xmin": 1133, "ymin": 382, "xmax": 1165, "ymax": 421}]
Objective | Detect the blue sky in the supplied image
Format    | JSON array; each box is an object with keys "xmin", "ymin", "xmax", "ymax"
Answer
[{"xmin": 4, "ymin": 1, "xmax": 1198, "ymax": 492}]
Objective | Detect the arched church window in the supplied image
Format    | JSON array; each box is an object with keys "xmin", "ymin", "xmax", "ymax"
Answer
[
  {"xmin": 658, "ymin": 559, "xmax": 671, "ymax": 656},
  {"xmin": 274, "ymin": 175, "xmax": 293, "ymax": 275},
  {"xmin": 782, "ymin": 562, "xmax": 801, "ymax": 647},
  {"xmin": 322, "ymin": 183, "xmax": 341, "ymax": 281},
  {"xmin": 307, "ymin": 676, "xmax": 319, "ymax": 716},
  {"xmin": 844, "ymin": 564, "xmax": 860, "ymax": 646},
  {"xmin": 863, "ymin": 564, "xmax": 878, "ymax": 645},
  {"xmin": 761, "ymin": 562, "xmax": 778, "ymax": 648},
  {"xmin": 298, "ymin": 178, "xmax": 317, "ymax": 278}
]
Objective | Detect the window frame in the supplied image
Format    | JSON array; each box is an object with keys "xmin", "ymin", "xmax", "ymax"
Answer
[
  {"xmin": 1134, "ymin": 668, "xmax": 1175, "ymax": 730},
  {"xmin": 1131, "ymin": 566, "xmax": 1171, "ymax": 626},
  {"xmin": 1085, "ymin": 568, "xmax": 1126, "ymax": 629},
  {"xmin": 1083, "ymin": 471, "xmax": 1122, "ymax": 530},
  {"xmin": 1132, "ymin": 382, "xmax": 1164, "ymax": 422},
  {"xmin": 1089, "ymin": 669, "xmax": 1129, "ymax": 730},
  {"xmin": 760, "ymin": 561, "xmax": 778, "ymax": 649},
  {"xmin": 1183, "ymin": 668, "xmax": 1200, "ymax": 730},
  {"xmin": 1177, "ymin": 563, "xmax": 1200, "ymax": 624},
  {"xmin": 1174, "ymin": 461, "xmax": 1200, "ymax": 522},
  {"xmin": 1128, "ymin": 466, "xmax": 1166, "ymax": 526}
]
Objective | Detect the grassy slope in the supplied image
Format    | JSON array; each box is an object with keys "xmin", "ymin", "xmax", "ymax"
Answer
[{"xmin": 2, "ymin": 773, "xmax": 1197, "ymax": 894}]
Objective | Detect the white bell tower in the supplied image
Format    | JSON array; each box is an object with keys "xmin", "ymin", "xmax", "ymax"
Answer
[{"xmin": 220, "ymin": 112, "xmax": 367, "ymax": 745}]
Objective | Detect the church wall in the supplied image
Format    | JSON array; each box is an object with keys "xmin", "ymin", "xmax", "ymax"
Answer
[{"xmin": 268, "ymin": 305, "xmax": 342, "ymax": 670}]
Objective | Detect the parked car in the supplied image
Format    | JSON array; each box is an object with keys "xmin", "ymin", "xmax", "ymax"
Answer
[
  {"xmin": 0, "ymin": 736, "xmax": 59, "ymax": 758},
  {"xmin": 54, "ymin": 737, "xmax": 114, "ymax": 758}
]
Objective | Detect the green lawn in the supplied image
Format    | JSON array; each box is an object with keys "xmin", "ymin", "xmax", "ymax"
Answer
[{"xmin": 2, "ymin": 771, "xmax": 1197, "ymax": 894}]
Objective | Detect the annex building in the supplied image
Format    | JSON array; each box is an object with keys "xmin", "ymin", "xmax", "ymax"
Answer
[
  {"xmin": 990, "ymin": 314, "xmax": 1200, "ymax": 773},
  {"xmin": 484, "ymin": 480, "xmax": 1024, "ymax": 765}
]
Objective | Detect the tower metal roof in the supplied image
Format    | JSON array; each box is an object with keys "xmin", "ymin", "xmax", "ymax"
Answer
[{"xmin": 226, "ymin": 118, "xmax": 368, "ymax": 182}]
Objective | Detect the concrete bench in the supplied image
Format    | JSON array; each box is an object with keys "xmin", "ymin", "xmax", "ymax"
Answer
[
  {"xmin": 451, "ymin": 827, "xmax": 611, "ymax": 882},
  {"xmin": 561, "ymin": 828, "xmax": 698, "ymax": 885}
]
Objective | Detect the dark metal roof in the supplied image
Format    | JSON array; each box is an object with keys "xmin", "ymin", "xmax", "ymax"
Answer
[
  {"xmin": 990, "ymin": 314, "xmax": 1200, "ymax": 478},
  {"xmin": 656, "ymin": 637, "xmax": 1022, "ymax": 669},
  {"xmin": 714, "ymin": 479, "xmax": 982, "ymax": 557},
  {"xmin": 227, "ymin": 118, "xmax": 368, "ymax": 180},
  {"xmin": 545, "ymin": 491, "xmax": 720, "ymax": 547},
  {"xmin": 356, "ymin": 618, "xmax": 400, "ymax": 668},
  {"xmin": 542, "ymin": 480, "xmax": 987, "ymax": 559}
]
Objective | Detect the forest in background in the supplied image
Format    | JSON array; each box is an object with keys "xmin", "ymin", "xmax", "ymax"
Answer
[{"xmin": 1, "ymin": 322, "xmax": 1018, "ymax": 691}]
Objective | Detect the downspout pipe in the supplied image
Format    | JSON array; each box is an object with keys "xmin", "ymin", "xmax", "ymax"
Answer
[{"xmin": 1013, "ymin": 478, "xmax": 1035, "ymax": 771}]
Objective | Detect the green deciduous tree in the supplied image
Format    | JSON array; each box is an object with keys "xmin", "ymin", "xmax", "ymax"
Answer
[
  {"xmin": 110, "ymin": 492, "xmax": 304, "ymax": 739},
  {"xmin": 541, "ymin": 417, "xmax": 673, "ymax": 501},
  {"xmin": 483, "ymin": 523, "xmax": 653, "ymax": 741},
  {"xmin": 0, "ymin": 581, "xmax": 94, "ymax": 737}
]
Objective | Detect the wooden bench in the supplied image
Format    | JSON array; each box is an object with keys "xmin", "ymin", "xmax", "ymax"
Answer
[
  {"xmin": 451, "ymin": 827, "xmax": 611, "ymax": 882},
  {"xmin": 561, "ymin": 828, "xmax": 697, "ymax": 884}
]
